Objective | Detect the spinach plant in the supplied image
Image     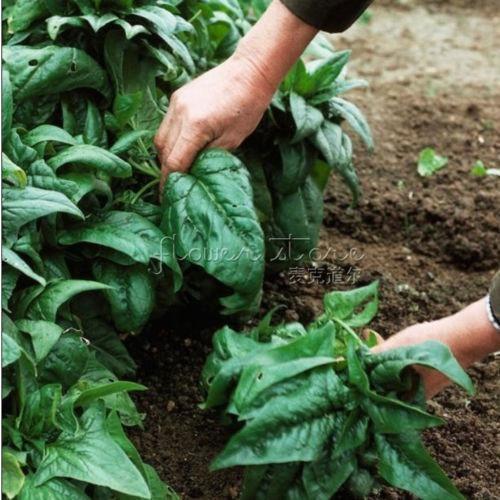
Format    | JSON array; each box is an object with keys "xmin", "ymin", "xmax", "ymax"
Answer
[
  {"xmin": 202, "ymin": 283, "xmax": 473, "ymax": 499},
  {"xmin": 2, "ymin": 0, "xmax": 372, "ymax": 497}
]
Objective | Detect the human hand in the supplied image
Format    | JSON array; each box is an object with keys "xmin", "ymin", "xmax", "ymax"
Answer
[
  {"xmin": 155, "ymin": 52, "xmax": 275, "ymax": 192},
  {"xmin": 369, "ymin": 297, "xmax": 500, "ymax": 399}
]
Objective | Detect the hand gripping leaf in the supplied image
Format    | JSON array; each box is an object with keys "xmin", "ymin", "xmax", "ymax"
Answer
[{"xmin": 202, "ymin": 283, "xmax": 473, "ymax": 499}]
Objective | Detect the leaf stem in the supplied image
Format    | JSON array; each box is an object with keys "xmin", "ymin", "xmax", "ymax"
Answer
[
  {"xmin": 332, "ymin": 317, "xmax": 364, "ymax": 347},
  {"xmin": 131, "ymin": 179, "xmax": 160, "ymax": 204},
  {"xmin": 129, "ymin": 158, "xmax": 160, "ymax": 178}
]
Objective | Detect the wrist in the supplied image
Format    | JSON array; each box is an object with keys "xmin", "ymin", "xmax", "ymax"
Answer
[
  {"xmin": 230, "ymin": 46, "xmax": 277, "ymax": 100},
  {"xmin": 234, "ymin": 0, "xmax": 317, "ymax": 91}
]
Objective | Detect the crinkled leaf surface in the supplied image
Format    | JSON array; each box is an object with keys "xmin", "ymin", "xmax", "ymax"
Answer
[
  {"xmin": 2, "ymin": 186, "xmax": 83, "ymax": 246},
  {"xmin": 59, "ymin": 211, "xmax": 181, "ymax": 288},
  {"xmin": 162, "ymin": 149, "xmax": 264, "ymax": 314},
  {"xmin": 18, "ymin": 475, "xmax": 88, "ymax": 500},
  {"xmin": 34, "ymin": 403, "xmax": 150, "ymax": 498},
  {"xmin": 92, "ymin": 260, "xmax": 155, "ymax": 333},
  {"xmin": 376, "ymin": 433, "xmax": 465, "ymax": 500}
]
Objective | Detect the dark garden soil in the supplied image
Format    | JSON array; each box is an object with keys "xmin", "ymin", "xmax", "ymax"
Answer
[{"xmin": 128, "ymin": 1, "xmax": 500, "ymax": 498}]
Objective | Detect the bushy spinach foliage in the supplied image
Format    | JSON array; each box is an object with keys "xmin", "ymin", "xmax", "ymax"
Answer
[
  {"xmin": 202, "ymin": 283, "xmax": 473, "ymax": 499},
  {"xmin": 2, "ymin": 0, "xmax": 371, "ymax": 497}
]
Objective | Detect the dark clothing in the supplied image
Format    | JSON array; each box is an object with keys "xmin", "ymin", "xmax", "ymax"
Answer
[{"xmin": 281, "ymin": 0, "xmax": 373, "ymax": 33}]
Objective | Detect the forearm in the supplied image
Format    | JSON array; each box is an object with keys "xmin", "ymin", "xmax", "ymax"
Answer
[
  {"xmin": 234, "ymin": 0, "xmax": 318, "ymax": 91},
  {"xmin": 377, "ymin": 298, "xmax": 500, "ymax": 397}
]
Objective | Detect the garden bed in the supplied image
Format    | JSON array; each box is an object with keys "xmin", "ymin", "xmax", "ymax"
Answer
[{"xmin": 129, "ymin": 1, "xmax": 500, "ymax": 498}]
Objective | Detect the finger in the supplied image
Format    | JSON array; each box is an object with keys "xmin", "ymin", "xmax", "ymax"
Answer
[
  {"xmin": 207, "ymin": 133, "xmax": 243, "ymax": 150},
  {"xmin": 155, "ymin": 110, "xmax": 174, "ymax": 159},
  {"xmin": 158, "ymin": 117, "xmax": 182, "ymax": 195},
  {"xmin": 166, "ymin": 128, "xmax": 211, "ymax": 177}
]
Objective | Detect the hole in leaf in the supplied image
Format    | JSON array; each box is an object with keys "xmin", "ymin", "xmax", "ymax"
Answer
[
  {"xmin": 28, "ymin": 59, "xmax": 38, "ymax": 66},
  {"xmin": 257, "ymin": 372, "xmax": 263, "ymax": 381},
  {"xmin": 207, "ymin": 376, "xmax": 214, "ymax": 385},
  {"xmin": 70, "ymin": 62, "xmax": 77, "ymax": 72}
]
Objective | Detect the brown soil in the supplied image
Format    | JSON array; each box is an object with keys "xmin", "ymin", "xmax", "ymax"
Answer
[{"xmin": 129, "ymin": 1, "xmax": 500, "ymax": 498}]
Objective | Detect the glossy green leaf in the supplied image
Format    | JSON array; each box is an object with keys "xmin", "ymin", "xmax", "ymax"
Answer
[
  {"xmin": 109, "ymin": 130, "xmax": 152, "ymax": 155},
  {"xmin": 48, "ymin": 145, "xmax": 132, "ymax": 178},
  {"xmin": 311, "ymin": 121, "xmax": 360, "ymax": 201},
  {"xmin": 376, "ymin": 433, "xmax": 465, "ymax": 499},
  {"xmin": 324, "ymin": 281, "xmax": 379, "ymax": 327},
  {"xmin": 58, "ymin": 171, "xmax": 113, "ymax": 205},
  {"xmin": 18, "ymin": 476, "xmax": 89, "ymax": 500},
  {"xmin": 241, "ymin": 463, "xmax": 302, "ymax": 500},
  {"xmin": 75, "ymin": 381, "xmax": 146, "ymax": 407},
  {"xmin": 2, "ymin": 186, "xmax": 83, "ymax": 245},
  {"xmin": 81, "ymin": 316, "xmax": 136, "ymax": 377},
  {"xmin": 92, "ymin": 261, "xmax": 155, "ymax": 333},
  {"xmin": 212, "ymin": 368, "xmax": 347, "ymax": 469},
  {"xmin": 272, "ymin": 141, "xmax": 312, "ymax": 195},
  {"xmin": 367, "ymin": 341, "xmax": 474, "ymax": 395},
  {"xmin": 2, "ymin": 266, "xmax": 19, "ymax": 310},
  {"xmin": 2, "ymin": 247, "xmax": 46, "ymax": 286},
  {"xmin": 2, "ymin": 153, "xmax": 27, "ymax": 188},
  {"xmin": 2, "ymin": 68, "xmax": 13, "ymax": 142},
  {"xmin": 162, "ymin": 149, "xmax": 264, "ymax": 314},
  {"xmin": 2, "ymin": 45, "xmax": 111, "ymax": 102},
  {"xmin": 3, "ymin": 130, "xmax": 38, "ymax": 169},
  {"xmin": 271, "ymin": 176, "xmax": 323, "ymax": 265},
  {"xmin": 19, "ymin": 383, "xmax": 62, "ymax": 437},
  {"xmin": 82, "ymin": 13, "xmax": 119, "ymax": 32},
  {"xmin": 2, "ymin": 450, "xmax": 26, "ymax": 499},
  {"xmin": 331, "ymin": 412, "xmax": 369, "ymax": 458},
  {"xmin": 26, "ymin": 160, "xmax": 79, "ymax": 200},
  {"xmin": 38, "ymin": 333, "xmax": 90, "ymax": 389},
  {"xmin": 202, "ymin": 326, "xmax": 275, "ymax": 409},
  {"xmin": 2, "ymin": 332, "xmax": 22, "ymax": 368},
  {"xmin": 46, "ymin": 15, "xmax": 86, "ymax": 40},
  {"xmin": 289, "ymin": 92, "xmax": 324, "ymax": 143},
  {"xmin": 8, "ymin": 0, "xmax": 48, "ymax": 32},
  {"xmin": 144, "ymin": 463, "xmax": 178, "ymax": 500},
  {"xmin": 302, "ymin": 451, "xmax": 355, "ymax": 499},
  {"xmin": 34, "ymin": 403, "xmax": 150, "ymax": 498},
  {"xmin": 130, "ymin": 6, "xmax": 194, "ymax": 71},
  {"xmin": 329, "ymin": 97, "xmax": 374, "ymax": 151},
  {"xmin": 59, "ymin": 211, "xmax": 181, "ymax": 288},
  {"xmin": 115, "ymin": 18, "xmax": 150, "ymax": 39},
  {"xmin": 83, "ymin": 100, "xmax": 105, "ymax": 146},
  {"xmin": 24, "ymin": 125, "xmax": 78, "ymax": 147},
  {"xmin": 16, "ymin": 319, "xmax": 63, "ymax": 362},
  {"xmin": 106, "ymin": 410, "xmax": 145, "ymax": 474},
  {"xmin": 361, "ymin": 393, "xmax": 443, "ymax": 433},
  {"xmin": 232, "ymin": 324, "xmax": 337, "ymax": 412},
  {"xmin": 26, "ymin": 279, "xmax": 110, "ymax": 322},
  {"xmin": 113, "ymin": 92, "xmax": 143, "ymax": 127}
]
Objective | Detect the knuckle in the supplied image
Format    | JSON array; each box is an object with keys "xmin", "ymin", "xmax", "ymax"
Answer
[
  {"xmin": 228, "ymin": 137, "xmax": 242, "ymax": 149},
  {"xmin": 171, "ymin": 90, "xmax": 187, "ymax": 110},
  {"xmin": 167, "ymin": 156, "xmax": 184, "ymax": 172},
  {"xmin": 154, "ymin": 134, "xmax": 164, "ymax": 150},
  {"xmin": 170, "ymin": 90, "xmax": 180, "ymax": 104}
]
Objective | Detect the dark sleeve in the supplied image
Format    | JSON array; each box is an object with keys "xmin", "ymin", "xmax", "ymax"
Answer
[
  {"xmin": 280, "ymin": 0, "xmax": 373, "ymax": 33},
  {"xmin": 490, "ymin": 271, "xmax": 500, "ymax": 322}
]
